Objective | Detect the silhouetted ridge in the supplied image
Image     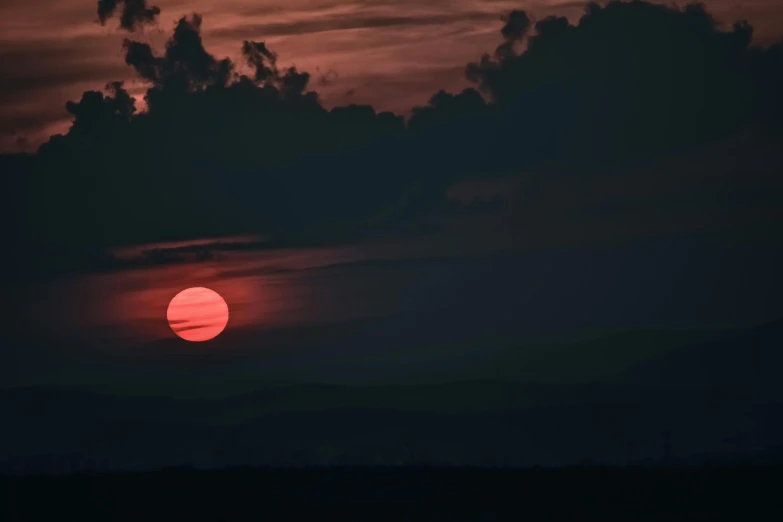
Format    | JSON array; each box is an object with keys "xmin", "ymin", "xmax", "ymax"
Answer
[{"xmin": 621, "ymin": 318, "xmax": 783, "ymax": 399}]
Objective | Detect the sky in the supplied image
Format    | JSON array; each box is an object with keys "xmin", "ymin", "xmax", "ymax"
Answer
[
  {"xmin": 7, "ymin": 234, "xmax": 783, "ymax": 394},
  {"xmin": 2, "ymin": 0, "xmax": 783, "ymax": 151},
  {"xmin": 1, "ymin": 0, "xmax": 783, "ymax": 392},
  {"xmin": 2, "ymin": 1, "xmax": 783, "ymax": 472}
]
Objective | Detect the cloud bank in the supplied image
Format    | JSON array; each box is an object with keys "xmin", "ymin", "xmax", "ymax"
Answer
[
  {"xmin": 2, "ymin": 0, "xmax": 782, "ymax": 151},
  {"xmin": 2, "ymin": 1, "xmax": 783, "ymax": 281}
]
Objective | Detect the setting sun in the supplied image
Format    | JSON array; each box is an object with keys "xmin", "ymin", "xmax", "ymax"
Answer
[{"xmin": 167, "ymin": 287, "xmax": 229, "ymax": 342}]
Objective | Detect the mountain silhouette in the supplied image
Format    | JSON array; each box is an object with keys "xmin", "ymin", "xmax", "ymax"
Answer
[{"xmin": 620, "ymin": 318, "xmax": 783, "ymax": 400}]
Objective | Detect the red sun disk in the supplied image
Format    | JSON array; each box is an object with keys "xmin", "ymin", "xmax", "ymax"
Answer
[{"xmin": 167, "ymin": 287, "xmax": 229, "ymax": 342}]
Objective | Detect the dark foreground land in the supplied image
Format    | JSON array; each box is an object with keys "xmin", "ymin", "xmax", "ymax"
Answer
[{"xmin": 2, "ymin": 465, "xmax": 782, "ymax": 521}]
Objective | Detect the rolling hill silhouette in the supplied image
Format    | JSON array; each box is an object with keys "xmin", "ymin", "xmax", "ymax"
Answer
[
  {"xmin": 620, "ymin": 317, "xmax": 783, "ymax": 400},
  {"xmin": 3, "ymin": 321, "xmax": 783, "ymax": 471}
]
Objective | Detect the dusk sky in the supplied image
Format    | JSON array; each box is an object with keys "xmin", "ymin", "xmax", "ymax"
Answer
[
  {"xmin": 3, "ymin": 0, "xmax": 783, "ymax": 383},
  {"xmin": 2, "ymin": 0, "xmax": 783, "ymax": 151},
  {"xmin": 2, "ymin": 0, "xmax": 783, "ymax": 477}
]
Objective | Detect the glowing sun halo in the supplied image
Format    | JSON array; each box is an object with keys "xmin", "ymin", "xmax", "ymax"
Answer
[{"xmin": 167, "ymin": 287, "xmax": 229, "ymax": 342}]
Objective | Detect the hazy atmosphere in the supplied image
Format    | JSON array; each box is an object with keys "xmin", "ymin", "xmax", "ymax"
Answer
[{"xmin": 2, "ymin": 2, "xmax": 783, "ymax": 518}]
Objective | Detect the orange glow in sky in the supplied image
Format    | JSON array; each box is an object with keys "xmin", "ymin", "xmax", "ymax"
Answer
[
  {"xmin": 167, "ymin": 287, "xmax": 229, "ymax": 342},
  {"xmin": 3, "ymin": 1, "xmax": 781, "ymax": 152}
]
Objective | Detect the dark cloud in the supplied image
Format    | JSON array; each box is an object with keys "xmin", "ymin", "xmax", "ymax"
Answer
[
  {"xmin": 330, "ymin": 65, "xmax": 471, "ymax": 114},
  {"xmin": 316, "ymin": 68, "xmax": 339, "ymax": 87},
  {"xmin": 462, "ymin": 1, "xmax": 783, "ymax": 168},
  {"xmin": 64, "ymin": 81, "xmax": 136, "ymax": 135},
  {"xmin": 123, "ymin": 14, "xmax": 234, "ymax": 90},
  {"xmin": 495, "ymin": 9, "xmax": 532, "ymax": 58},
  {"xmin": 6, "ymin": 1, "xmax": 779, "ymax": 155},
  {"xmin": 209, "ymin": 11, "xmax": 501, "ymax": 39},
  {"xmin": 97, "ymin": 0, "xmax": 160, "ymax": 32},
  {"xmin": 3, "ymin": 1, "xmax": 783, "ymax": 282},
  {"xmin": 170, "ymin": 323, "xmax": 221, "ymax": 333},
  {"xmin": 241, "ymin": 40, "xmax": 278, "ymax": 83},
  {"xmin": 0, "ymin": 38, "xmax": 131, "ymax": 142}
]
